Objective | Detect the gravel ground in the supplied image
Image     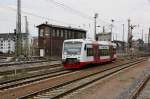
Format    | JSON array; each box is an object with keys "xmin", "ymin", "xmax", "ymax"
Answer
[
  {"xmin": 136, "ymin": 77, "xmax": 150, "ymax": 99},
  {"xmin": 117, "ymin": 68, "xmax": 150, "ymax": 99},
  {"xmin": 62, "ymin": 60, "xmax": 150, "ymax": 99}
]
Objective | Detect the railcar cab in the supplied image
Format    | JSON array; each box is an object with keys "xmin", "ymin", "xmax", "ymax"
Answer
[
  {"xmin": 62, "ymin": 39, "xmax": 84, "ymax": 66},
  {"xmin": 62, "ymin": 39, "xmax": 93, "ymax": 68}
]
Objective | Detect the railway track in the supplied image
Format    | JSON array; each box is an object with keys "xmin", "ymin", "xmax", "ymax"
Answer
[
  {"xmin": 0, "ymin": 60, "xmax": 48, "ymax": 67},
  {"xmin": 18, "ymin": 58, "xmax": 147, "ymax": 99},
  {"xmin": 0, "ymin": 64, "xmax": 63, "ymax": 84},
  {"xmin": 129, "ymin": 74, "xmax": 150, "ymax": 99},
  {"xmin": 0, "ymin": 62, "xmax": 61, "ymax": 76},
  {"xmin": 0, "ymin": 65, "xmax": 71, "ymax": 91}
]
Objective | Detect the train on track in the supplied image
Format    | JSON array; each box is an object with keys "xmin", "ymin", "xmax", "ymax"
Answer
[{"xmin": 62, "ymin": 39, "xmax": 117, "ymax": 68}]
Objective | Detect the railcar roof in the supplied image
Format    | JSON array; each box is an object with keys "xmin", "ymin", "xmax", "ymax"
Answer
[
  {"xmin": 64, "ymin": 39, "xmax": 116, "ymax": 46},
  {"xmin": 64, "ymin": 39, "xmax": 93, "ymax": 43}
]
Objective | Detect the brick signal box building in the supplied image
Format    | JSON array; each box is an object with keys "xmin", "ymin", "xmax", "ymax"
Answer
[{"xmin": 37, "ymin": 23, "xmax": 86, "ymax": 57}]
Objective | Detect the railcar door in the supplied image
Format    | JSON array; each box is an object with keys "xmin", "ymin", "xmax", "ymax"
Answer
[
  {"xmin": 93, "ymin": 44, "xmax": 99, "ymax": 62},
  {"xmin": 110, "ymin": 46, "xmax": 113, "ymax": 59}
]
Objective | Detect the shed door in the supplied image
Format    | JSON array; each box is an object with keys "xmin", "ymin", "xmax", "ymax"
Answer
[
  {"xmin": 40, "ymin": 49, "xmax": 45, "ymax": 57},
  {"xmin": 93, "ymin": 44, "xmax": 99, "ymax": 62}
]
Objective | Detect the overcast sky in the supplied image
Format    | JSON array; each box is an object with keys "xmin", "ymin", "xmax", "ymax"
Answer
[{"xmin": 0, "ymin": 0, "xmax": 150, "ymax": 42}]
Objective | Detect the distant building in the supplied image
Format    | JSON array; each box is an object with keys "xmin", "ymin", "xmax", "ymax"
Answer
[
  {"xmin": 132, "ymin": 39, "xmax": 144, "ymax": 51},
  {"xmin": 30, "ymin": 37, "xmax": 39, "ymax": 56},
  {"xmin": 112, "ymin": 40, "xmax": 126, "ymax": 53},
  {"xmin": 0, "ymin": 33, "xmax": 28, "ymax": 54},
  {"xmin": 37, "ymin": 23, "xmax": 86, "ymax": 57},
  {"xmin": 96, "ymin": 32, "xmax": 111, "ymax": 41}
]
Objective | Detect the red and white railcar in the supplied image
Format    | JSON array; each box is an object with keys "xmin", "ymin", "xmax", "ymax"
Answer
[{"xmin": 62, "ymin": 39, "xmax": 117, "ymax": 68}]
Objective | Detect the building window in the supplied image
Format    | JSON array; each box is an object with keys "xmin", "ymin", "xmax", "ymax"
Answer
[
  {"xmin": 80, "ymin": 33, "xmax": 82, "ymax": 38},
  {"xmin": 61, "ymin": 30, "xmax": 63, "ymax": 37},
  {"xmin": 65, "ymin": 30, "xmax": 67, "ymax": 39},
  {"xmin": 52, "ymin": 29, "xmax": 56, "ymax": 37},
  {"xmin": 72, "ymin": 32, "xmax": 75, "ymax": 39},
  {"xmin": 40, "ymin": 29, "xmax": 44, "ymax": 36},
  {"xmin": 82, "ymin": 33, "xmax": 85, "ymax": 38},
  {"xmin": 70, "ymin": 31, "xmax": 73, "ymax": 39},
  {"xmin": 45, "ymin": 27, "xmax": 50, "ymax": 36},
  {"xmin": 58, "ymin": 30, "xmax": 61, "ymax": 37},
  {"xmin": 68, "ymin": 31, "xmax": 71, "ymax": 39},
  {"xmin": 56, "ymin": 30, "xmax": 59, "ymax": 37}
]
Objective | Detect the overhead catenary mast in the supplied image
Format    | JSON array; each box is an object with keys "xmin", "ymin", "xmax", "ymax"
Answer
[{"xmin": 16, "ymin": 0, "xmax": 22, "ymax": 60}]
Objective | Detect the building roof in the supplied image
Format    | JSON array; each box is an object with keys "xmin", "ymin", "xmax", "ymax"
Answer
[{"xmin": 37, "ymin": 23, "xmax": 86, "ymax": 32}]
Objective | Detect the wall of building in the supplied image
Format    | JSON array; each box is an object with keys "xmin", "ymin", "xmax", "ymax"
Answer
[
  {"xmin": 37, "ymin": 24, "xmax": 86, "ymax": 57},
  {"xmin": 0, "ymin": 33, "xmax": 28, "ymax": 55},
  {"xmin": 96, "ymin": 32, "xmax": 111, "ymax": 41}
]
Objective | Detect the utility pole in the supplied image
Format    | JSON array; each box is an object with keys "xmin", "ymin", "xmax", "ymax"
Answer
[
  {"xmin": 94, "ymin": 13, "xmax": 98, "ymax": 40},
  {"xmin": 128, "ymin": 20, "xmax": 135, "ymax": 48},
  {"xmin": 122, "ymin": 24, "xmax": 125, "ymax": 42},
  {"xmin": 142, "ymin": 29, "xmax": 144, "ymax": 50},
  {"xmin": 145, "ymin": 33, "xmax": 147, "ymax": 52},
  {"xmin": 127, "ymin": 19, "xmax": 130, "ymax": 56},
  {"xmin": 122, "ymin": 24, "xmax": 125, "ymax": 53},
  {"xmin": 111, "ymin": 19, "xmax": 114, "ymax": 41},
  {"xmin": 103, "ymin": 26, "xmax": 105, "ymax": 33},
  {"xmin": 25, "ymin": 16, "xmax": 29, "ymax": 35},
  {"xmin": 16, "ymin": 0, "xmax": 22, "ymax": 61},
  {"xmin": 24, "ymin": 16, "xmax": 29, "ymax": 59},
  {"xmin": 128, "ymin": 19, "xmax": 136, "ymax": 57},
  {"xmin": 142, "ymin": 29, "xmax": 144, "ymax": 42},
  {"xmin": 128, "ymin": 19, "xmax": 131, "ymax": 49},
  {"xmin": 128, "ymin": 19, "xmax": 132, "ymax": 56},
  {"xmin": 148, "ymin": 28, "xmax": 150, "ymax": 52}
]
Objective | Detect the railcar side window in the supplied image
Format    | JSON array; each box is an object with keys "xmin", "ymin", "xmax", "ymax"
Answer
[
  {"xmin": 86, "ymin": 44, "xmax": 93, "ymax": 56},
  {"xmin": 84, "ymin": 44, "xmax": 87, "ymax": 50},
  {"xmin": 87, "ymin": 48, "xmax": 94, "ymax": 56},
  {"xmin": 99, "ymin": 45, "xmax": 109, "ymax": 56}
]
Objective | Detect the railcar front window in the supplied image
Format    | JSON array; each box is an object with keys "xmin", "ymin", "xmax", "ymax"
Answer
[{"xmin": 64, "ymin": 42, "xmax": 82, "ymax": 55}]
